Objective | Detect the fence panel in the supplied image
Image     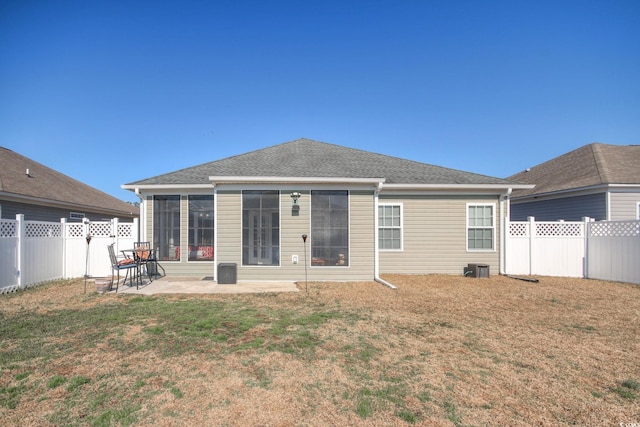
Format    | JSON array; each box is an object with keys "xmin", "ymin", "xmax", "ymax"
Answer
[
  {"xmin": 0, "ymin": 219, "xmax": 18, "ymax": 292},
  {"xmin": 531, "ymin": 221, "xmax": 585, "ymax": 277},
  {"xmin": 64, "ymin": 220, "xmax": 138, "ymax": 279},
  {"xmin": 505, "ymin": 218, "xmax": 586, "ymax": 277},
  {"xmin": 24, "ymin": 221, "xmax": 64, "ymax": 286},
  {"xmin": 505, "ymin": 221, "xmax": 531, "ymax": 275},
  {"xmin": 588, "ymin": 221, "xmax": 640, "ymax": 284}
]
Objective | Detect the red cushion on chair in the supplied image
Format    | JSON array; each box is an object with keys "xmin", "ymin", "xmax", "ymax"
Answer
[{"xmin": 135, "ymin": 247, "xmax": 150, "ymax": 260}]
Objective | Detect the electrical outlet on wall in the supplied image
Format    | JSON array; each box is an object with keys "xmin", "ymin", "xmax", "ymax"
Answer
[{"xmin": 292, "ymin": 255, "xmax": 299, "ymax": 264}]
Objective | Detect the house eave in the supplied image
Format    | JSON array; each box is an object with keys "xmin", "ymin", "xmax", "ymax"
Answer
[
  {"xmin": 511, "ymin": 183, "xmax": 640, "ymax": 202},
  {"xmin": 0, "ymin": 191, "xmax": 138, "ymax": 217},
  {"xmin": 122, "ymin": 184, "xmax": 214, "ymax": 191},
  {"xmin": 381, "ymin": 183, "xmax": 533, "ymax": 193}
]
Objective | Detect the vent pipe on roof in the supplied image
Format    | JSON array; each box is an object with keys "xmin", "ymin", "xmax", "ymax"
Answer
[{"xmin": 25, "ymin": 168, "xmax": 31, "ymax": 177}]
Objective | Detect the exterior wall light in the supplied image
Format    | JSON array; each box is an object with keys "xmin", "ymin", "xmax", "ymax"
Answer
[{"xmin": 290, "ymin": 192, "xmax": 301, "ymax": 213}]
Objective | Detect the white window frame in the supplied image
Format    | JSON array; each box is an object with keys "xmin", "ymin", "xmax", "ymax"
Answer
[
  {"xmin": 466, "ymin": 203, "xmax": 496, "ymax": 252},
  {"xmin": 636, "ymin": 202, "xmax": 640, "ymax": 220},
  {"xmin": 378, "ymin": 203, "xmax": 403, "ymax": 251}
]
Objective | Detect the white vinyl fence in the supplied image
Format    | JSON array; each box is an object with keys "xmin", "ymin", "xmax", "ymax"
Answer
[
  {"xmin": 587, "ymin": 220, "xmax": 640, "ymax": 284},
  {"xmin": 0, "ymin": 214, "xmax": 138, "ymax": 293},
  {"xmin": 506, "ymin": 217, "xmax": 640, "ymax": 284}
]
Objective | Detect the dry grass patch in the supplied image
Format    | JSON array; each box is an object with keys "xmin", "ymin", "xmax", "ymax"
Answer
[{"xmin": 0, "ymin": 275, "xmax": 639, "ymax": 426}]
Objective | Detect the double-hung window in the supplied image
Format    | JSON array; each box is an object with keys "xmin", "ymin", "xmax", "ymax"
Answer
[
  {"xmin": 311, "ymin": 190, "xmax": 349, "ymax": 266},
  {"xmin": 378, "ymin": 204, "xmax": 402, "ymax": 250},
  {"xmin": 242, "ymin": 191, "xmax": 280, "ymax": 266},
  {"xmin": 154, "ymin": 195, "xmax": 181, "ymax": 261},
  {"xmin": 467, "ymin": 203, "xmax": 495, "ymax": 251}
]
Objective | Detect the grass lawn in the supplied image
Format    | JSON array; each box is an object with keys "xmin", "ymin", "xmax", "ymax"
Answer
[{"xmin": 0, "ymin": 274, "xmax": 639, "ymax": 426}]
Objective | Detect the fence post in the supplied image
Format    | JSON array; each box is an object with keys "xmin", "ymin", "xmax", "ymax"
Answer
[
  {"xmin": 527, "ymin": 216, "xmax": 535, "ymax": 275},
  {"xmin": 133, "ymin": 218, "xmax": 139, "ymax": 242},
  {"xmin": 502, "ymin": 216, "xmax": 509, "ymax": 275},
  {"xmin": 61, "ymin": 218, "xmax": 67, "ymax": 279},
  {"xmin": 16, "ymin": 214, "xmax": 25, "ymax": 289},
  {"xmin": 582, "ymin": 217, "xmax": 591, "ymax": 279},
  {"xmin": 112, "ymin": 218, "xmax": 119, "ymax": 253}
]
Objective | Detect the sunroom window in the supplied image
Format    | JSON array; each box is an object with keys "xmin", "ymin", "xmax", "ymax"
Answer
[
  {"xmin": 311, "ymin": 190, "xmax": 349, "ymax": 266},
  {"xmin": 242, "ymin": 191, "xmax": 280, "ymax": 266},
  {"xmin": 188, "ymin": 195, "xmax": 214, "ymax": 261},
  {"xmin": 154, "ymin": 195, "xmax": 181, "ymax": 261}
]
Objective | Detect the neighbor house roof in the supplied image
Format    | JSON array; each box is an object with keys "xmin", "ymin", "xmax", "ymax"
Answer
[
  {"xmin": 125, "ymin": 138, "xmax": 527, "ymax": 190},
  {"xmin": 508, "ymin": 143, "xmax": 640, "ymax": 198},
  {"xmin": 0, "ymin": 147, "xmax": 139, "ymax": 217}
]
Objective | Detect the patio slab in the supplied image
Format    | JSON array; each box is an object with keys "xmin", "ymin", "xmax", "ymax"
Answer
[{"xmin": 113, "ymin": 276, "xmax": 300, "ymax": 295}]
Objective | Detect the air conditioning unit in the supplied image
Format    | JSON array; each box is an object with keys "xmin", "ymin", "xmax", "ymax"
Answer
[
  {"xmin": 217, "ymin": 263, "xmax": 237, "ymax": 284},
  {"xmin": 465, "ymin": 263, "xmax": 489, "ymax": 278}
]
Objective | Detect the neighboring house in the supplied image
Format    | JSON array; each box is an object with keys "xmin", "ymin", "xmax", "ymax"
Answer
[
  {"xmin": 0, "ymin": 147, "xmax": 139, "ymax": 222},
  {"xmin": 122, "ymin": 138, "xmax": 531, "ymax": 283},
  {"xmin": 508, "ymin": 143, "xmax": 640, "ymax": 221}
]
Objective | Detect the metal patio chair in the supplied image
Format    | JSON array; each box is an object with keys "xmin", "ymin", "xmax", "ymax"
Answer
[{"xmin": 107, "ymin": 243, "xmax": 139, "ymax": 292}]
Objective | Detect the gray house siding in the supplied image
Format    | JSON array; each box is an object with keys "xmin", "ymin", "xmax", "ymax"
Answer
[
  {"xmin": 510, "ymin": 193, "xmax": 606, "ymax": 221},
  {"xmin": 378, "ymin": 195, "xmax": 501, "ymax": 275},
  {"xmin": 609, "ymin": 191, "xmax": 640, "ymax": 220},
  {"xmin": 0, "ymin": 199, "xmax": 134, "ymax": 222}
]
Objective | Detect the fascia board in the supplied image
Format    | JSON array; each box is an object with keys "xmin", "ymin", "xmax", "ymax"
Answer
[
  {"xmin": 510, "ymin": 184, "xmax": 608, "ymax": 201},
  {"xmin": 121, "ymin": 184, "xmax": 214, "ymax": 191},
  {"xmin": 512, "ymin": 183, "xmax": 640, "ymax": 202},
  {"xmin": 381, "ymin": 183, "xmax": 533, "ymax": 192},
  {"xmin": 608, "ymin": 184, "xmax": 640, "ymax": 190}
]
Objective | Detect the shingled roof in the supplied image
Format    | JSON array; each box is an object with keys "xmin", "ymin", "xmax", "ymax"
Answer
[
  {"xmin": 0, "ymin": 147, "xmax": 138, "ymax": 217},
  {"xmin": 508, "ymin": 143, "xmax": 640, "ymax": 198},
  {"xmin": 127, "ymin": 138, "xmax": 519, "ymax": 187}
]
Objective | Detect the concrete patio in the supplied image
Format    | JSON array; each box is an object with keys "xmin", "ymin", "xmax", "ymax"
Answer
[{"xmin": 110, "ymin": 276, "xmax": 300, "ymax": 295}]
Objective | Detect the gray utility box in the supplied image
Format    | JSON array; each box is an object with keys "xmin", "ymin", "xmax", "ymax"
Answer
[
  {"xmin": 217, "ymin": 263, "xmax": 237, "ymax": 284},
  {"xmin": 466, "ymin": 263, "xmax": 490, "ymax": 278}
]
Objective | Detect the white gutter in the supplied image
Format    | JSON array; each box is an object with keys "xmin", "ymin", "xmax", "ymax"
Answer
[
  {"xmin": 134, "ymin": 188, "xmax": 145, "ymax": 241},
  {"xmin": 374, "ymin": 181, "xmax": 397, "ymax": 290},
  {"xmin": 121, "ymin": 184, "xmax": 213, "ymax": 190},
  {"xmin": 499, "ymin": 188, "xmax": 513, "ymax": 275},
  {"xmin": 0, "ymin": 191, "xmax": 138, "ymax": 217},
  {"xmin": 509, "ymin": 183, "xmax": 640, "ymax": 201},
  {"xmin": 382, "ymin": 183, "xmax": 534, "ymax": 191}
]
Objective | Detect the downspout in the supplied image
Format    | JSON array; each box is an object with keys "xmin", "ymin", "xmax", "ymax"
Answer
[
  {"xmin": 374, "ymin": 181, "xmax": 397, "ymax": 289},
  {"xmin": 135, "ymin": 188, "xmax": 145, "ymax": 241},
  {"xmin": 211, "ymin": 182, "xmax": 217, "ymax": 281},
  {"xmin": 499, "ymin": 188, "xmax": 512, "ymax": 275}
]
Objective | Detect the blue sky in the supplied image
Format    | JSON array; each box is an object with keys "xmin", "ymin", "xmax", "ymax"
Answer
[{"xmin": 1, "ymin": 0, "xmax": 639, "ymax": 203}]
